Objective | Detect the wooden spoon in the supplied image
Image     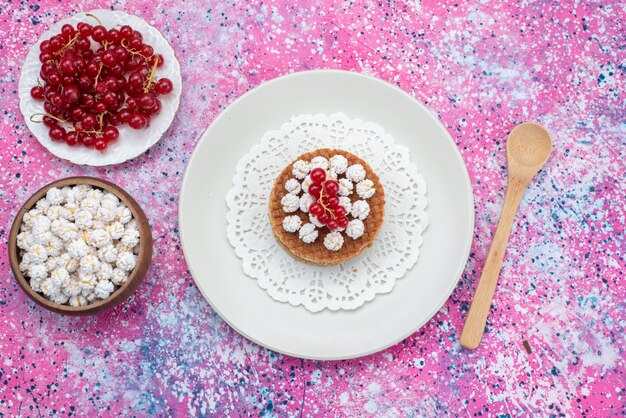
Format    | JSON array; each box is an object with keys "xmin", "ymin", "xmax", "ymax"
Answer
[{"xmin": 460, "ymin": 122, "xmax": 552, "ymax": 349}]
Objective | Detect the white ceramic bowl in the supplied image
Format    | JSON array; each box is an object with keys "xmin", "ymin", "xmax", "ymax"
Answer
[{"xmin": 18, "ymin": 9, "xmax": 182, "ymax": 166}]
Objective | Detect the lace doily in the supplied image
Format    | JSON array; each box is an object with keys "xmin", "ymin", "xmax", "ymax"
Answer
[{"xmin": 226, "ymin": 113, "xmax": 428, "ymax": 312}]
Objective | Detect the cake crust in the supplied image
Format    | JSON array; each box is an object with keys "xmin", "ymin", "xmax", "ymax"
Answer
[{"xmin": 268, "ymin": 148, "xmax": 385, "ymax": 266}]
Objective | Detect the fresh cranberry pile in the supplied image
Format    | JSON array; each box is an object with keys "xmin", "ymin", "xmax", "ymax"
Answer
[
  {"xmin": 30, "ymin": 18, "xmax": 174, "ymax": 151},
  {"xmin": 307, "ymin": 168, "xmax": 349, "ymax": 230}
]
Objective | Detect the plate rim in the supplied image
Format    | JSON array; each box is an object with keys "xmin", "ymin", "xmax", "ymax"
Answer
[{"xmin": 179, "ymin": 69, "xmax": 475, "ymax": 360}]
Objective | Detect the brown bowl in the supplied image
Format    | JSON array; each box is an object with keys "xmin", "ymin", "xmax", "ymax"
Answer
[{"xmin": 8, "ymin": 176, "xmax": 153, "ymax": 315}]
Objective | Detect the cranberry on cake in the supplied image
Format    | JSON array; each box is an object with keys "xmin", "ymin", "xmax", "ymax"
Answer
[{"xmin": 268, "ymin": 148, "xmax": 385, "ymax": 266}]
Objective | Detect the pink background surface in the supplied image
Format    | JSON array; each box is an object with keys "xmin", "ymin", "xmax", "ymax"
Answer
[{"xmin": 1, "ymin": 0, "xmax": 625, "ymax": 416}]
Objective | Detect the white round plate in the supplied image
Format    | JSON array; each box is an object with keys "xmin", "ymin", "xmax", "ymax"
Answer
[
  {"xmin": 18, "ymin": 9, "xmax": 182, "ymax": 166},
  {"xmin": 180, "ymin": 70, "xmax": 474, "ymax": 360}
]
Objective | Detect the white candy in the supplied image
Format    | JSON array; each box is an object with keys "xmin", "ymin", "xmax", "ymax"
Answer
[
  {"xmin": 79, "ymin": 254, "xmax": 100, "ymax": 274},
  {"xmin": 28, "ymin": 264, "xmax": 48, "ymax": 280},
  {"xmin": 30, "ymin": 278, "xmax": 43, "ymax": 292},
  {"xmin": 338, "ymin": 196, "xmax": 352, "ymax": 214},
  {"xmin": 62, "ymin": 186, "xmax": 76, "ymax": 204},
  {"xmin": 22, "ymin": 209, "xmax": 42, "ymax": 227},
  {"xmin": 46, "ymin": 205, "xmax": 67, "ymax": 221},
  {"xmin": 301, "ymin": 175, "xmax": 313, "ymax": 193},
  {"xmin": 74, "ymin": 210, "xmax": 93, "ymax": 230},
  {"xmin": 98, "ymin": 202, "xmax": 118, "ymax": 223},
  {"xmin": 41, "ymin": 277, "xmax": 61, "ymax": 297},
  {"xmin": 116, "ymin": 242, "xmax": 130, "ymax": 254},
  {"xmin": 45, "ymin": 236, "xmax": 63, "ymax": 257},
  {"xmin": 88, "ymin": 229, "xmax": 112, "ymax": 248},
  {"xmin": 86, "ymin": 189, "xmax": 103, "ymax": 201},
  {"xmin": 17, "ymin": 231, "xmax": 34, "ymax": 250},
  {"xmin": 310, "ymin": 156, "xmax": 329, "ymax": 170},
  {"xmin": 107, "ymin": 222, "xmax": 125, "ymax": 240},
  {"xmin": 299, "ymin": 194, "xmax": 315, "ymax": 213},
  {"xmin": 49, "ymin": 272, "xmax": 63, "ymax": 290},
  {"xmin": 282, "ymin": 215, "xmax": 302, "ymax": 233},
  {"xmin": 49, "ymin": 211, "xmax": 66, "ymax": 230},
  {"xmin": 324, "ymin": 231, "xmax": 344, "ymax": 251},
  {"xmin": 111, "ymin": 268, "xmax": 129, "ymax": 285},
  {"xmin": 299, "ymin": 223, "xmax": 318, "ymax": 244},
  {"xmin": 121, "ymin": 228, "xmax": 140, "ymax": 248},
  {"xmin": 50, "ymin": 268, "xmax": 70, "ymax": 288},
  {"xmin": 346, "ymin": 219, "xmax": 365, "ymax": 239},
  {"xmin": 309, "ymin": 213, "xmax": 324, "ymax": 228},
  {"xmin": 351, "ymin": 200, "xmax": 370, "ymax": 220},
  {"xmin": 20, "ymin": 184, "xmax": 138, "ymax": 307},
  {"xmin": 45, "ymin": 256, "xmax": 60, "ymax": 271},
  {"xmin": 346, "ymin": 164, "xmax": 366, "ymax": 182},
  {"xmin": 117, "ymin": 207, "xmax": 132, "ymax": 224},
  {"xmin": 285, "ymin": 178, "xmax": 301, "ymax": 195},
  {"xmin": 69, "ymin": 295, "xmax": 87, "ymax": 307},
  {"xmin": 330, "ymin": 155, "xmax": 348, "ymax": 174},
  {"xmin": 33, "ymin": 231, "xmax": 53, "ymax": 245},
  {"xmin": 67, "ymin": 240, "xmax": 89, "ymax": 259},
  {"xmin": 50, "ymin": 293, "xmax": 69, "ymax": 305},
  {"xmin": 338, "ymin": 179, "xmax": 353, "ymax": 196},
  {"xmin": 52, "ymin": 220, "xmax": 79, "ymax": 242},
  {"xmin": 64, "ymin": 202, "xmax": 78, "ymax": 221},
  {"xmin": 116, "ymin": 252, "xmax": 136, "ymax": 272},
  {"xmin": 91, "ymin": 219, "xmax": 106, "ymax": 231},
  {"xmin": 102, "ymin": 192, "xmax": 119, "ymax": 206},
  {"xmin": 292, "ymin": 160, "xmax": 310, "ymax": 179},
  {"xmin": 80, "ymin": 198, "xmax": 100, "ymax": 216},
  {"xmin": 59, "ymin": 253, "xmax": 78, "ymax": 273},
  {"xmin": 35, "ymin": 198, "xmax": 51, "ymax": 211},
  {"xmin": 22, "ymin": 252, "xmax": 35, "ymax": 263},
  {"xmin": 31, "ymin": 216, "xmax": 51, "ymax": 235},
  {"xmin": 94, "ymin": 280, "xmax": 114, "ymax": 299},
  {"xmin": 64, "ymin": 280, "xmax": 82, "ymax": 297},
  {"xmin": 356, "ymin": 179, "xmax": 376, "ymax": 199},
  {"xmin": 29, "ymin": 244, "xmax": 48, "ymax": 264},
  {"xmin": 281, "ymin": 193, "xmax": 299, "ymax": 213},
  {"xmin": 46, "ymin": 187, "xmax": 64, "ymax": 205},
  {"xmin": 74, "ymin": 184, "xmax": 91, "ymax": 200},
  {"xmin": 21, "ymin": 262, "xmax": 35, "ymax": 276},
  {"xmin": 97, "ymin": 263, "xmax": 113, "ymax": 281},
  {"xmin": 78, "ymin": 272, "xmax": 97, "ymax": 292},
  {"xmin": 98, "ymin": 245, "xmax": 118, "ymax": 264}
]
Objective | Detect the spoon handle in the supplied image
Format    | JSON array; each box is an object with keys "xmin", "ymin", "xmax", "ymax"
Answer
[{"xmin": 460, "ymin": 178, "xmax": 528, "ymax": 349}]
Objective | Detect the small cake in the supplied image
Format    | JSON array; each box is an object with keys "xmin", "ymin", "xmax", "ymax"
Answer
[{"xmin": 268, "ymin": 149, "xmax": 385, "ymax": 265}]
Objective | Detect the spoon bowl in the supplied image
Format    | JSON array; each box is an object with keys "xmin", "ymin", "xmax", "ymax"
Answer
[{"xmin": 507, "ymin": 122, "xmax": 552, "ymax": 180}]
